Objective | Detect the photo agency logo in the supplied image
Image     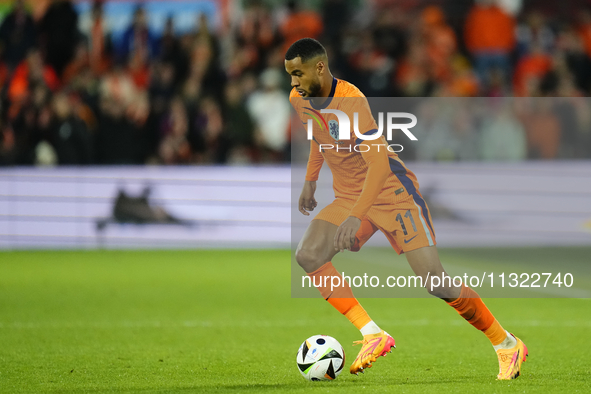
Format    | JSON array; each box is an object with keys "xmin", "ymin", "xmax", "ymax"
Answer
[{"xmin": 303, "ymin": 108, "xmax": 418, "ymax": 152}]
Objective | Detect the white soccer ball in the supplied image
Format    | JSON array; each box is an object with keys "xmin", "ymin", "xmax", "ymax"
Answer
[{"xmin": 296, "ymin": 335, "xmax": 345, "ymax": 381}]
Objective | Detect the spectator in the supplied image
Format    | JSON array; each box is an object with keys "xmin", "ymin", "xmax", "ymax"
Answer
[
  {"xmin": 516, "ymin": 11, "xmax": 555, "ymax": 59},
  {"xmin": 421, "ymin": 5, "xmax": 457, "ymax": 82},
  {"xmin": 415, "ymin": 101, "xmax": 479, "ymax": 161},
  {"xmin": 247, "ymin": 68, "xmax": 290, "ymax": 162},
  {"xmin": 94, "ymin": 95, "xmax": 139, "ymax": 164},
  {"xmin": 68, "ymin": 66, "xmax": 101, "ymax": 116},
  {"xmin": 47, "ymin": 91, "xmax": 93, "ymax": 164},
  {"xmin": 513, "ymin": 43, "xmax": 552, "ymax": 96},
  {"xmin": 39, "ymin": 0, "xmax": 80, "ymax": 77},
  {"xmin": 62, "ymin": 42, "xmax": 90, "ymax": 86},
  {"xmin": 189, "ymin": 36, "xmax": 225, "ymax": 102},
  {"xmin": 159, "ymin": 16, "xmax": 188, "ymax": 87},
  {"xmin": 8, "ymin": 49, "xmax": 59, "ymax": 104},
  {"xmin": 127, "ymin": 91, "xmax": 158, "ymax": 163},
  {"xmin": 280, "ymin": 1, "xmax": 323, "ymax": 54},
  {"xmin": 128, "ymin": 47, "xmax": 151, "ymax": 90},
  {"xmin": 486, "ymin": 67, "xmax": 511, "ymax": 97},
  {"xmin": 519, "ymin": 100, "xmax": 562, "ymax": 159},
  {"xmin": 371, "ymin": 8, "xmax": 407, "ymax": 61},
  {"xmin": 566, "ymin": 98, "xmax": 591, "ymax": 159},
  {"xmin": 558, "ymin": 26, "xmax": 591, "ymax": 94},
  {"xmin": 480, "ymin": 104, "xmax": 527, "ymax": 161},
  {"xmin": 8, "ymin": 84, "xmax": 51, "ymax": 165},
  {"xmin": 554, "ymin": 97, "xmax": 588, "ymax": 158},
  {"xmin": 0, "ymin": 59, "xmax": 10, "ymax": 95},
  {"xmin": 321, "ymin": 0, "xmax": 350, "ymax": 47},
  {"xmin": 464, "ymin": 0, "xmax": 516, "ymax": 90},
  {"xmin": 150, "ymin": 62, "xmax": 176, "ymax": 115},
  {"xmin": 0, "ymin": 124, "xmax": 16, "ymax": 165},
  {"xmin": 189, "ymin": 96, "xmax": 225, "ymax": 163},
  {"xmin": 34, "ymin": 141, "xmax": 58, "ymax": 166},
  {"xmin": 577, "ymin": 9, "xmax": 591, "ymax": 60},
  {"xmin": 442, "ymin": 56, "xmax": 479, "ymax": 97},
  {"xmin": 395, "ymin": 39, "xmax": 433, "ymax": 97},
  {"xmin": 223, "ymin": 79, "xmax": 254, "ymax": 163},
  {"xmin": 539, "ymin": 53, "xmax": 583, "ymax": 97},
  {"xmin": 239, "ymin": 0, "xmax": 275, "ymax": 67},
  {"xmin": 87, "ymin": 0, "xmax": 112, "ymax": 76},
  {"xmin": 348, "ymin": 31, "xmax": 393, "ymax": 96},
  {"xmin": 118, "ymin": 6, "xmax": 158, "ymax": 64},
  {"xmin": 100, "ymin": 64, "xmax": 138, "ymax": 109},
  {"xmin": 0, "ymin": 0, "xmax": 37, "ymax": 69},
  {"xmin": 158, "ymin": 96, "xmax": 193, "ymax": 164},
  {"xmin": 193, "ymin": 13, "xmax": 221, "ymax": 64}
]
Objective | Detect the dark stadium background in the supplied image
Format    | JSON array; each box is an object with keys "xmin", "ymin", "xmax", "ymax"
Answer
[
  {"xmin": 0, "ymin": 1, "xmax": 590, "ymax": 392},
  {"xmin": 1, "ymin": 0, "xmax": 591, "ymax": 167}
]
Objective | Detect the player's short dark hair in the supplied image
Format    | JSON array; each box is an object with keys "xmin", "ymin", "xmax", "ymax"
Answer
[{"xmin": 285, "ymin": 38, "xmax": 327, "ymax": 63}]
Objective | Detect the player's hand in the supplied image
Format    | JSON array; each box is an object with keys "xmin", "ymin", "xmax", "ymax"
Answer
[
  {"xmin": 334, "ymin": 216, "xmax": 361, "ymax": 252},
  {"xmin": 298, "ymin": 181, "xmax": 317, "ymax": 216}
]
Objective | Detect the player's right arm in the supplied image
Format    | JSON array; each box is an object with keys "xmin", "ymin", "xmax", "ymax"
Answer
[
  {"xmin": 291, "ymin": 87, "xmax": 324, "ymax": 216},
  {"xmin": 299, "ymin": 140, "xmax": 323, "ymax": 216},
  {"xmin": 299, "ymin": 180, "xmax": 317, "ymax": 216}
]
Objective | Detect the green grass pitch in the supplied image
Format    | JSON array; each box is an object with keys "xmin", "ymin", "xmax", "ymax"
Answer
[{"xmin": 1, "ymin": 248, "xmax": 590, "ymax": 393}]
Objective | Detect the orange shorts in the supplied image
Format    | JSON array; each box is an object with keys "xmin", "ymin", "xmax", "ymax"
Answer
[{"xmin": 313, "ymin": 194, "xmax": 436, "ymax": 255}]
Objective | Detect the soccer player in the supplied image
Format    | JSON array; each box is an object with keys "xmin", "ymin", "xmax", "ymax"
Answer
[{"xmin": 285, "ymin": 38, "xmax": 528, "ymax": 380}]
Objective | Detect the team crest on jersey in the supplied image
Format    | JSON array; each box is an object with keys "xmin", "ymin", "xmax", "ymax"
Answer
[{"xmin": 328, "ymin": 120, "xmax": 339, "ymax": 141}]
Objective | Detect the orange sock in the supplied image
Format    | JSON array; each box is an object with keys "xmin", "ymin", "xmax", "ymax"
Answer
[
  {"xmin": 446, "ymin": 285, "xmax": 507, "ymax": 346},
  {"xmin": 308, "ymin": 262, "xmax": 372, "ymax": 330}
]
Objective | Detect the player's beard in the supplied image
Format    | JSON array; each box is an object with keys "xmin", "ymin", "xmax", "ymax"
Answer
[{"xmin": 307, "ymin": 80, "xmax": 322, "ymax": 98}]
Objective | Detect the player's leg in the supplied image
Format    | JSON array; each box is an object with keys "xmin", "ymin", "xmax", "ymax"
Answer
[
  {"xmin": 377, "ymin": 198, "xmax": 516, "ymax": 350},
  {"xmin": 403, "ymin": 245, "xmax": 459, "ymax": 300},
  {"xmin": 295, "ymin": 208, "xmax": 394, "ymax": 374},
  {"xmin": 406, "ymin": 246, "xmax": 507, "ymax": 334},
  {"xmin": 405, "ymin": 245, "xmax": 528, "ymax": 380},
  {"xmin": 295, "ymin": 218, "xmax": 338, "ymax": 273},
  {"xmin": 295, "ymin": 218, "xmax": 380, "ymax": 334}
]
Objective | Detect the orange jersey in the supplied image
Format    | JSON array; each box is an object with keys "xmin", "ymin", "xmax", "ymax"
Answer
[{"xmin": 290, "ymin": 78, "xmax": 429, "ymax": 226}]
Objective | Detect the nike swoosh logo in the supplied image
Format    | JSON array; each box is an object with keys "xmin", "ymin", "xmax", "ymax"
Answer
[
  {"xmin": 404, "ymin": 235, "xmax": 418, "ymax": 244},
  {"xmin": 361, "ymin": 338, "xmax": 383, "ymax": 360},
  {"xmin": 504, "ymin": 349, "xmax": 520, "ymax": 376}
]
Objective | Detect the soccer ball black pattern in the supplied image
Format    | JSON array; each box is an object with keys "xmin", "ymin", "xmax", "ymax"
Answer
[{"xmin": 296, "ymin": 335, "xmax": 345, "ymax": 381}]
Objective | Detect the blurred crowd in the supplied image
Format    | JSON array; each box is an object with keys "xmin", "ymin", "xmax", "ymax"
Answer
[{"xmin": 0, "ymin": 0, "xmax": 591, "ymax": 166}]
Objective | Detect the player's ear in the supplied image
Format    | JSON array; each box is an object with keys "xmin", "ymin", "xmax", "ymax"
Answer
[{"xmin": 316, "ymin": 61, "xmax": 325, "ymax": 76}]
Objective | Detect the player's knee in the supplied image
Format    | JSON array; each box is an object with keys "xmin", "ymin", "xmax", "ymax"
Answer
[{"xmin": 295, "ymin": 247, "xmax": 325, "ymax": 273}]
